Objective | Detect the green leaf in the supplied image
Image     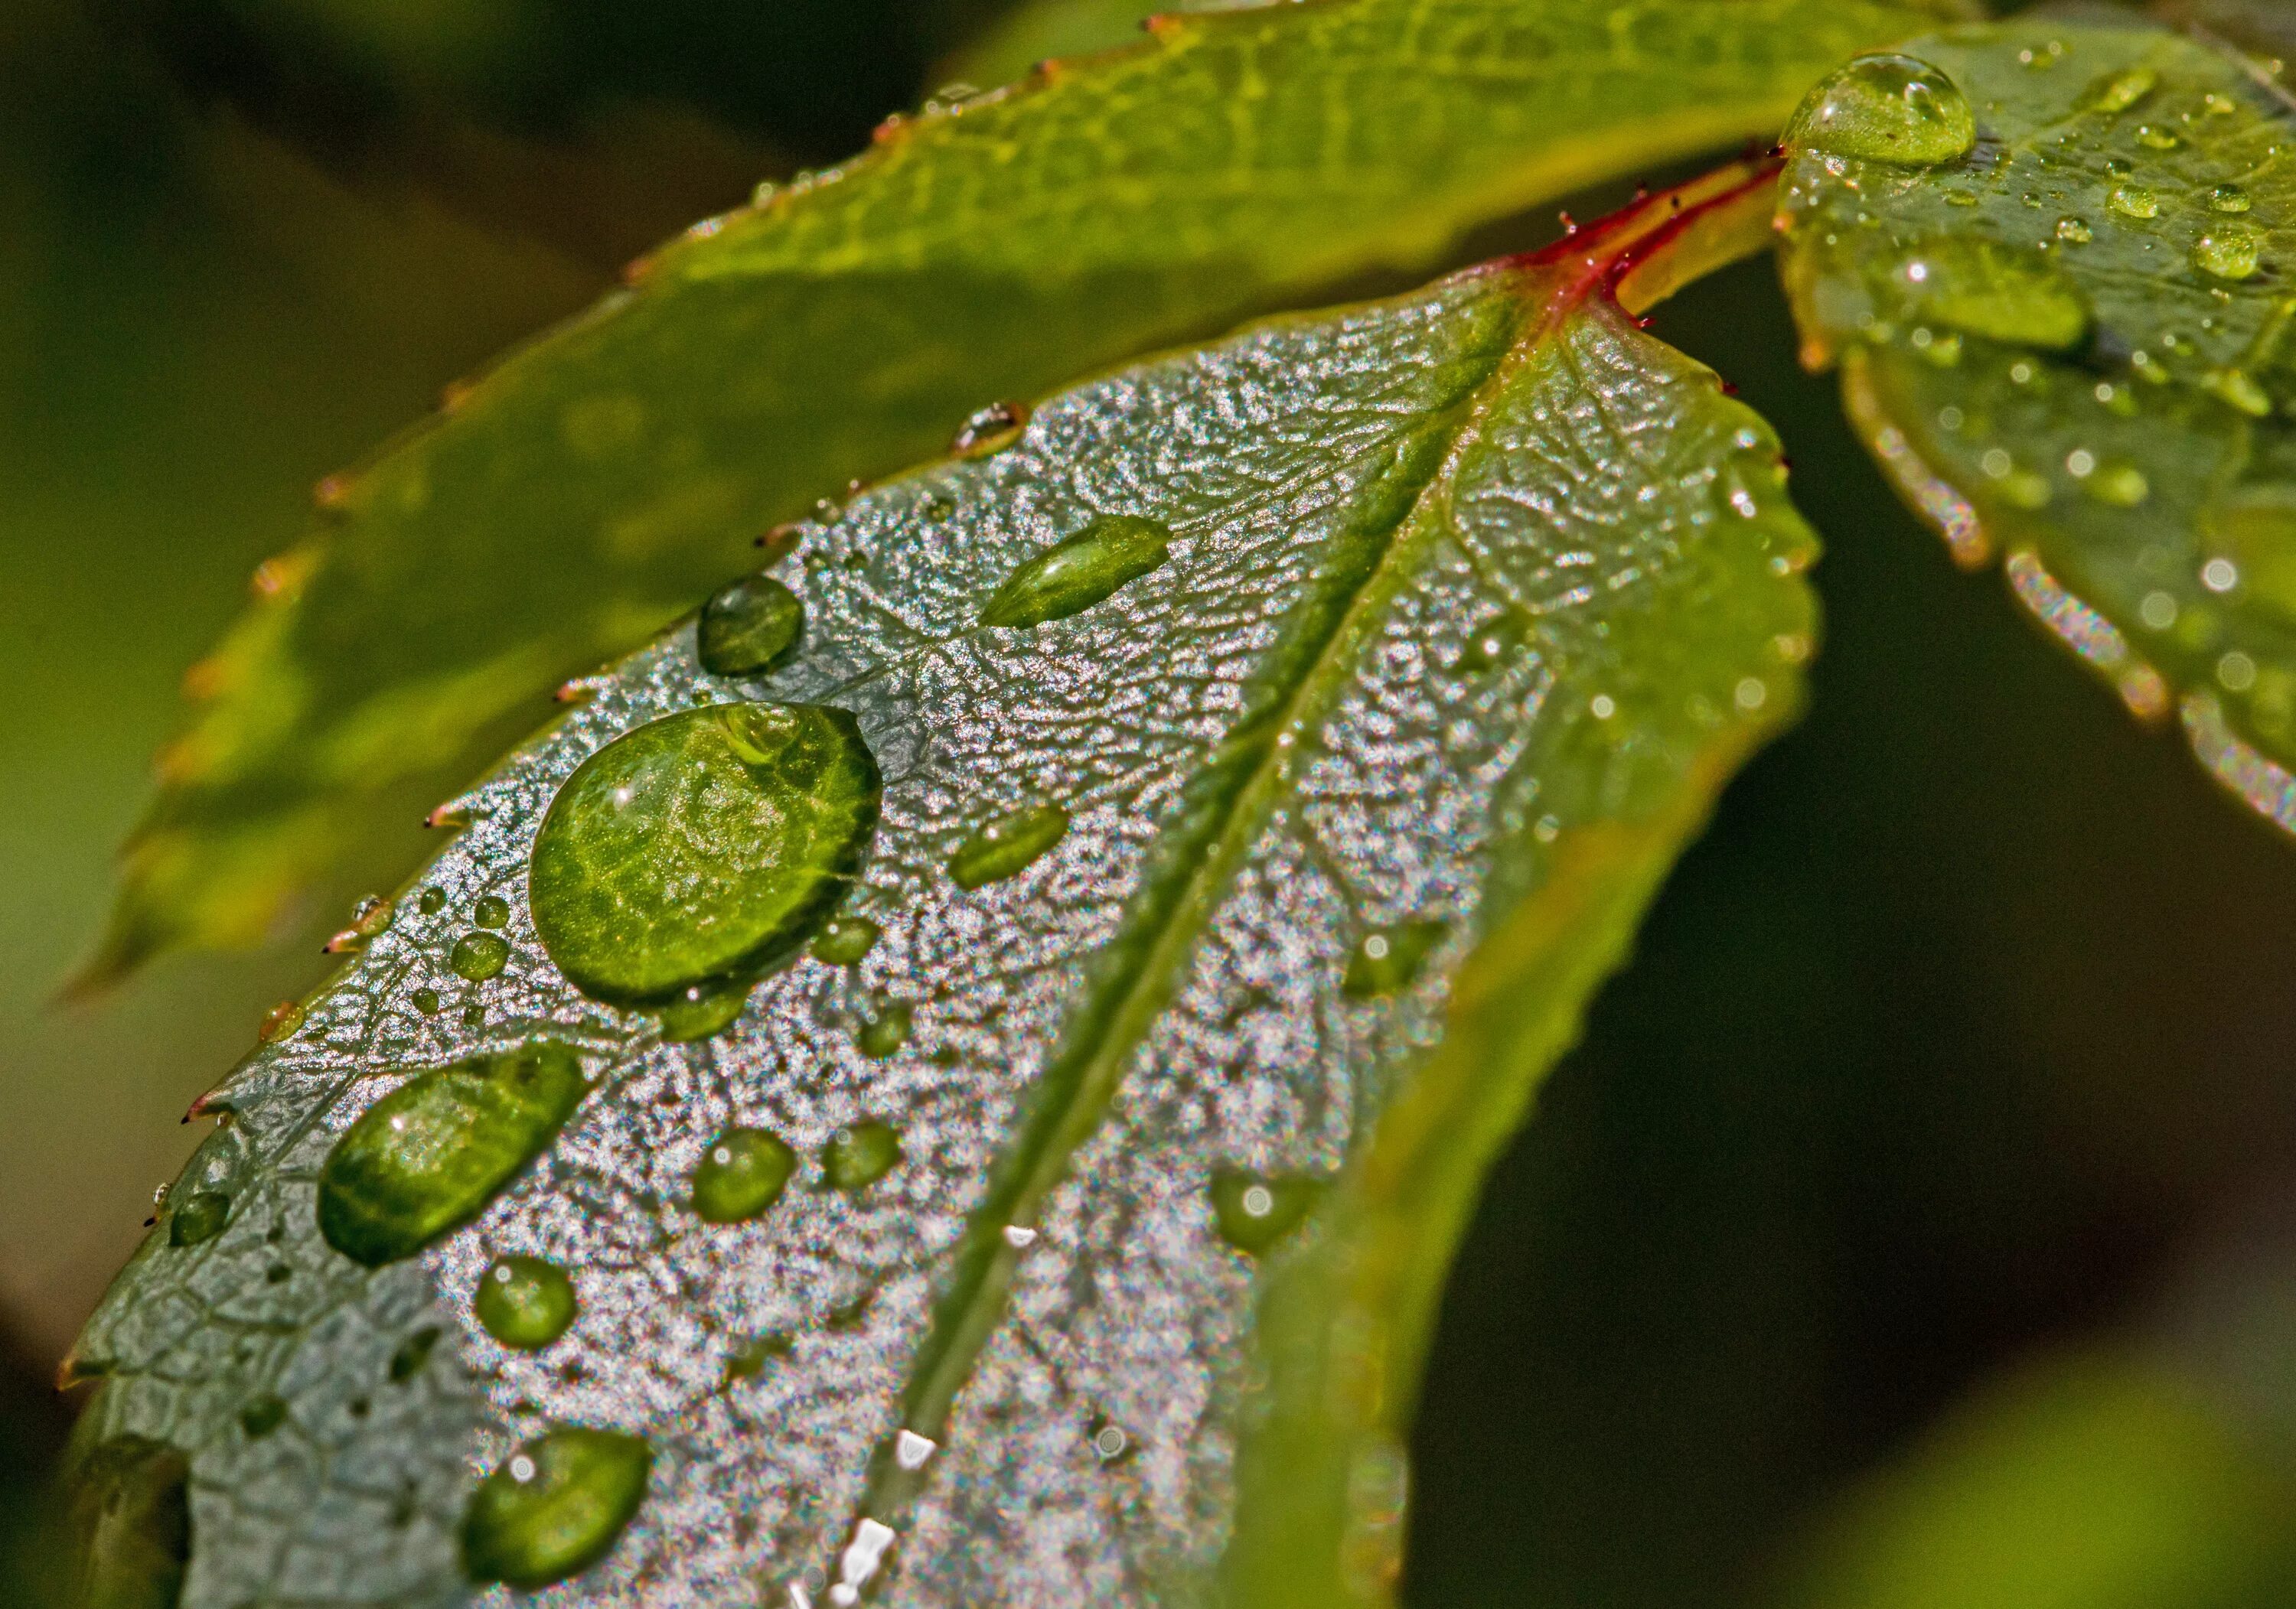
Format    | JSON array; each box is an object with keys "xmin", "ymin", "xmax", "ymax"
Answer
[
  {"xmin": 70, "ymin": 169, "xmax": 1815, "ymax": 1606},
  {"xmin": 93, "ymin": 0, "xmax": 1952, "ymax": 980},
  {"xmin": 1776, "ymin": 18, "xmax": 2296, "ymax": 833}
]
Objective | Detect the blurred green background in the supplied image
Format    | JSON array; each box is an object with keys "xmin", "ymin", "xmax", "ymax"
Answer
[{"xmin": 3, "ymin": 1, "xmax": 2292, "ymax": 1604}]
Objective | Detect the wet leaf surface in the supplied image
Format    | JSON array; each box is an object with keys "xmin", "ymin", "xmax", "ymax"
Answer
[
  {"xmin": 72, "ymin": 172, "xmax": 1815, "ymax": 1607},
  {"xmin": 1777, "ymin": 18, "xmax": 2296, "ymax": 831}
]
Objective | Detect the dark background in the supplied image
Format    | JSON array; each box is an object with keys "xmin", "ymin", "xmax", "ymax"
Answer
[{"xmin": 4, "ymin": 2, "xmax": 2292, "ymax": 1604}]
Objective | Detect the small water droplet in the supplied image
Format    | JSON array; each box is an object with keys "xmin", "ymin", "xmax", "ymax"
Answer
[
  {"xmin": 2140, "ymin": 590, "xmax": 2180, "ymax": 630},
  {"xmin": 413, "ymin": 987, "xmax": 442, "ymax": 1015},
  {"xmin": 169, "ymin": 1190, "xmax": 230, "ymax": 1248},
  {"xmin": 1785, "ymin": 54, "xmax": 1976, "ymax": 166},
  {"xmin": 389, "ymin": 1325, "xmax": 441, "ymax": 1382},
  {"xmin": 820, "ymin": 1121, "xmax": 902, "ymax": 1191},
  {"xmin": 318, "ymin": 1041, "xmax": 589, "ymax": 1266},
  {"xmin": 475, "ymin": 1256, "xmax": 578, "ymax": 1348},
  {"xmin": 979, "ymin": 515, "xmax": 1172, "ymax": 627},
  {"xmin": 1091, "ymin": 1421, "xmax": 1133, "ymax": 1462},
  {"xmin": 1892, "ymin": 237, "xmax": 2091, "ymax": 350},
  {"xmin": 855, "ymin": 1002, "xmax": 912, "ymax": 1060},
  {"xmin": 239, "ymin": 1395, "xmax": 288, "ymax": 1438},
  {"xmin": 2134, "ymin": 124, "xmax": 2183, "ymax": 150},
  {"xmin": 2193, "ymin": 223, "xmax": 2265, "ymax": 281},
  {"xmin": 658, "ymin": 981, "xmax": 750, "ymax": 1043},
  {"xmin": 2219, "ymin": 650, "xmax": 2259, "ymax": 691},
  {"xmin": 1209, "ymin": 1170, "xmax": 1321, "ymax": 1255},
  {"xmin": 2079, "ymin": 66, "xmax": 2157, "ymax": 115},
  {"xmin": 473, "ymin": 895, "xmax": 510, "ymax": 930},
  {"xmin": 947, "ymin": 802, "xmax": 1069, "ymax": 890},
  {"xmin": 2209, "ymin": 185, "xmax": 2254, "ymax": 215},
  {"xmin": 460, "ymin": 1428, "xmax": 651, "ymax": 1588},
  {"xmin": 2055, "ymin": 216, "xmax": 2092, "ymax": 244},
  {"xmin": 530, "ymin": 704, "xmax": 881, "ymax": 1007},
  {"xmin": 2107, "ymin": 184, "xmax": 2159, "ymax": 220},
  {"xmin": 1342, "ymin": 920, "xmax": 1447, "ymax": 998},
  {"xmin": 418, "ymin": 886, "xmax": 448, "ymax": 916},
  {"xmin": 698, "ymin": 575, "xmax": 805, "ymax": 678},
  {"xmin": 810, "ymin": 916, "xmax": 881, "ymax": 966},
  {"xmin": 450, "ymin": 931, "xmax": 510, "ymax": 982},
  {"xmin": 2086, "ymin": 462, "xmax": 2152, "ymax": 507},
  {"xmin": 1448, "ymin": 611, "xmax": 1528, "ymax": 676},
  {"xmin": 2203, "ymin": 558, "xmax": 2240, "ymax": 594},
  {"xmin": 951, "ymin": 400, "xmax": 1029, "ymax": 456},
  {"xmin": 690, "ymin": 1127, "xmax": 796, "ymax": 1223}
]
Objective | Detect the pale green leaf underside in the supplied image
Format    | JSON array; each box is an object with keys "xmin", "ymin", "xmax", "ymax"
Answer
[
  {"xmin": 96, "ymin": 0, "xmax": 1950, "ymax": 979},
  {"xmin": 1779, "ymin": 18, "xmax": 2296, "ymax": 832},
  {"xmin": 73, "ymin": 178, "xmax": 1815, "ymax": 1607}
]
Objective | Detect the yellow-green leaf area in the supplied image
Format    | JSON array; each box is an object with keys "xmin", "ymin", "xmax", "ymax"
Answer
[
  {"xmin": 461, "ymin": 1428, "xmax": 652, "ymax": 1589},
  {"xmin": 1777, "ymin": 18, "xmax": 2296, "ymax": 832}
]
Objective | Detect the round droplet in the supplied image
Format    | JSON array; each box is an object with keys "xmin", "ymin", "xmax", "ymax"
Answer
[
  {"xmin": 2054, "ymin": 217, "xmax": 2092, "ymax": 245},
  {"xmin": 318, "ymin": 1041, "xmax": 589, "ymax": 1266},
  {"xmin": 1342, "ymin": 920, "xmax": 1448, "ymax": 998},
  {"xmin": 474, "ymin": 895, "xmax": 510, "ymax": 930},
  {"xmin": 451, "ymin": 931, "xmax": 510, "ymax": 982},
  {"xmin": 951, "ymin": 399, "xmax": 1029, "ymax": 456},
  {"xmin": 820, "ymin": 1122, "xmax": 902, "ymax": 1191},
  {"xmin": 2086, "ymin": 463, "xmax": 2151, "ymax": 507},
  {"xmin": 413, "ymin": 987, "xmax": 442, "ymax": 1015},
  {"xmin": 690, "ymin": 1128, "xmax": 796, "ymax": 1223},
  {"xmin": 418, "ymin": 887, "xmax": 448, "ymax": 916},
  {"xmin": 2079, "ymin": 66, "xmax": 2157, "ymax": 115},
  {"xmin": 948, "ymin": 802, "xmax": 1069, "ymax": 890},
  {"xmin": 810, "ymin": 916, "xmax": 881, "ymax": 966},
  {"xmin": 2107, "ymin": 184, "xmax": 2159, "ymax": 220},
  {"xmin": 2209, "ymin": 185, "xmax": 2254, "ymax": 215},
  {"xmin": 530, "ymin": 704, "xmax": 881, "ymax": 1007},
  {"xmin": 1784, "ymin": 54, "xmax": 1976, "ymax": 166},
  {"xmin": 697, "ymin": 575, "xmax": 804, "ymax": 678},
  {"xmin": 855, "ymin": 1002, "xmax": 912, "ymax": 1060},
  {"xmin": 239, "ymin": 1395, "xmax": 288, "ymax": 1438},
  {"xmin": 1209, "ymin": 1170, "xmax": 1321, "ymax": 1255},
  {"xmin": 2134, "ymin": 124, "xmax": 2182, "ymax": 150},
  {"xmin": 979, "ymin": 515, "xmax": 1172, "ymax": 627},
  {"xmin": 169, "ymin": 1190, "xmax": 230, "ymax": 1248},
  {"xmin": 476, "ymin": 1256, "xmax": 579, "ymax": 1347},
  {"xmin": 1892, "ymin": 238, "xmax": 2091, "ymax": 350},
  {"xmin": 461, "ymin": 1428, "xmax": 651, "ymax": 1589},
  {"xmin": 657, "ymin": 982, "xmax": 748, "ymax": 1044},
  {"xmin": 2193, "ymin": 223, "xmax": 2264, "ymax": 282}
]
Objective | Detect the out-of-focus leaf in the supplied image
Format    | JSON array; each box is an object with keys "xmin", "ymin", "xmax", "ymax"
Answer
[
  {"xmin": 938, "ymin": 0, "xmax": 1241, "ymax": 92},
  {"xmin": 1777, "ymin": 18, "xmax": 2296, "ymax": 834},
  {"xmin": 69, "ymin": 168, "xmax": 1815, "ymax": 1607},
  {"xmin": 93, "ymin": 0, "xmax": 1953, "ymax": 982}
]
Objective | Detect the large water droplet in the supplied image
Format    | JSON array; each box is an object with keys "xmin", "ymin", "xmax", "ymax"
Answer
[
  {"xmin": 1785, "ymin": 54, "xmax": 1976, "ymax": 166},
  {"xmin": 1342, "ymin": 920, "xmax": 1448, "ymax": 998},
  {"xmin": 474, "ymin": 894, "xmax": 510, "ymax": 929},
  {"xmin": 978, "ymin": 515, "xmax": 1171, "ymax": 627},
  {"xmin": 1210, "ymin": 1170, "xmax": 1321, "ymax": 1255},
  {"xmin": 690, "ymin": 1127, "xmax": 796, "ymax": 1223},
  {"xmin": 476, "ymin": 1255, "xmax": 578, "ymax": 1348},
  {"xmin": 811, "ymin": 915, "xmax": 880, "ymax": 966},
  {"xmin": 2193, "ymin": 223, "xmax": 2265, "ymax": 282},
  {"xmin": 947, "ymin": 802, "xmax": 1068, "ymax": 890},
  {"xmin": 318, "ymin": 1041, "xmax": 589, "ymax": 1266},
  {"xmin": 1891, "ymin": 238, "xmax": 2091, "ymax": 350},
  {"xmin": 697, "ymin": 575, "xmax": 804, "ymax": 677},
  {"xmin": 2107, "ymin": 184, "xmax": 2159, "ymax": 220},
  {"xmin": 70, "ymin": 1436, "xmax": 189, "ymax": 1609},
  {"xmin": 951, "ymin": 399, "xmax": 1029, "ymax": 456},
  {"xmin": 855, "ymin": 1002, "xmax": 912, "ymax": 1060},
  {"xmin": 168, "ymin": 1190, "xmax": 230, "ymax": 1248},
  {"xmin": 530, "ymin": 704, "xmax": 880, "ymax": 1007},
  {"xmin": 821, "ymin": 1121, "xmax": 902, "ymax": 1191},
  {"xmin": 460, "ymin": 1428, "xmax": 651, "ymax": 1589},
  {"xmin": 450, "ymin": 930, "xmax": 510, "ymax": 982}
]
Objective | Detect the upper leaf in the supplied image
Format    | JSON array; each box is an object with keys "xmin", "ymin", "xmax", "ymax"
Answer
[
  {"xmin": 93, "ymin": 0, "xmax": 1952, "ymax": 980},
  {"xmin": 71, "ymin": 170, "xmax": 1815, "ymax": 1607},
  {"xmin": 1776, "ymin": 18, "xmax": 2296, "ymax": 832}
]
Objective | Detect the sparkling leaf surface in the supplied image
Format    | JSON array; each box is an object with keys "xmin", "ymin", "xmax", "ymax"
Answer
[
  {"xmin": 1777, "ymin": 18, "xmax": 2296, "ymax": 831},
  {"xmin": 71, "ymin": 172, "xmax": 1816, "ymax": 1608},
  {"xmin": 91, "ymin": 0, "xmax": 1952, "ymax": 979}
]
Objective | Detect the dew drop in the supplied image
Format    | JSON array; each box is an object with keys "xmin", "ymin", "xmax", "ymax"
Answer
[
  {"xmin": 473, "ymin": 894, "xmax": 510, "ymax": 930},
  {"xmin": 2209, "ymin": 185, "xmax": 2254, "ymax": 215},
  {"xmin": 450, "ymin": 931, "xmax": 510, "ymax": 982},
  {"xmin": 855, "ymin": 1002, "xmax": 912, "ymax": 1060},
  {"xmin": 1209, "ymin": 1170, "xmax": 1322, "ymax": 1256},
  {"xmin": 169, "ymin": 1190, "xmax": 230, "ymax": 1248},
  {"xmin": 418, "ymin": 887, "xmax": 448, "ymax": 916},
  {"xmin": 690, "ymin": 1127, "xmax": 796, "ymax": 1223},
  {"xmin": 317, "ymin": 1041, "xmax": 589, "ymax": 1266},
  {"xmin": 476, "ymin": 1256, "xmax": 579, "ymax": 1347},
  {"xmin": 810, "ymin": 916, "xmax": 881, "ymax": 966},
  {"xmin": 529, "ymin": 704, "xmax": 880, "ymax": 1007},
  {"xmin": 948, "ymin": 801, "xmax": 1069, "ymax": 890},
  {"xmin": 2202, "ymin": 558, "xmax": 2240, "ymax": 594},
  {"xmin": 2107, "ymin": 184, "xmax": 2159, "ymax": 220},
  {"xmin": 2079, "ymin": 66, "xmax": 2157, "ymax": 115},
  {"xmin": 2055, "ymin": 217, "xmax": 2092, "ymax": 245},
  {"xmin": 1892, "ymin": 238, "xmax": 2091, "ymax": 350},
  {"xmin": 413, "ymin": 987, "xmax": 442, "ymax": 1015},
  {"xmin": 697, "ymin": 575, "xmax": 804, "ymax": 678},
  {"xmin": 820, "ymin": 1121, "xmax": 902, "ymax": 1191},
  {"xmin": 951, "ymin": 399, "xmax": 1029, "ymax": 456},
  {"xmin": 2086, "ymin": 462, "xmax": 2152, "ymax": 507},
  {"xmin": 1341, "ymin": 920, "xmax": 1448, "ymax": 998},
  {"xmin": 238, "ymin": 1395, "xmax": 288, "ymax": 1438},
  {"xmin": 2193, "ymin": 223, "xmax": 2264, "ymax": 282},
  {"xmin": 460, "ymin": 1428, "xmax": 651, "ymax": 1589},
  {"xmin": 978, "ymin": 514, "xmax": 1171, "ymax": 627},
  {"xmin": 2134, "ymin": 124, "xmax": 2183, "ymax": 150},
  {"xmin": 1785, "ymin": 54, "xmax": 1976, "ymax": 165}
]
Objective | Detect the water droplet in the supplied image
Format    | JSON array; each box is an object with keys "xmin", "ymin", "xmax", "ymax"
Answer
[
  {"xmin": 413, "ymin": 987, "xmax": 442, "ymax": 1015},
  {"xmin": 530, "ymin": 704, "xmax": 881, "ymax": 1007},
  {"xmin": 2079, "ymin": 66, "xmax": 2157, "ymax": 115},
  {"xmin": 690, "ymin": 1127, "xmax": 796, "ymax": 1223},
  {"xmin": 476, "ymin": 1256, "xmax": 579, "ymax": 1347},
  {"xmin": 2193, "ymin": 223, "xmax": 2264, "ymax": 281},
  {"xmin": 258, "ymin": 1002, "xmax": 305, "ymax": 1044},
  {"xmin": 350, "ymin": 894, "xmax": 395, "ymax": 937},
  {"xmin": 2107, "ymin": 184, "xmax": 2159, "ymax": 220},
  {"xmin": 389, "ymin": 1325, "xmax": 441, "ymax": 1382},
  {"xmin": 2209, "ymin": 185, "xmax": 2254, "ymax": 215},
  {"xmin": 169, "ymin": 1190, "xmax": 229, "ymax": 1248},
  {"xmin": 1784, "ymin": 54, "xmax": 1976, "ymax": 166},
  {"xmin": 72, "ymin": 1436, "xmax": 189, "ymax": 1609},
  {"xmin": 1341, "ymin": 920, "xmax": 1447, "ymax": 998},
  {"xmin": 658, "ymin": 982, "xmax": 749, "ymax": 1043},
  {"xmin": 418, "ymin": 887, "xmax": 447, "ymax": 916},
  {"xmin": 1448, "ymin": 611, "xmax": 1528, "ymax": 676},
  {"xmin": 318, "ymin": 1041, "xmax": 589, "ymax": 1266},
  {"xmin": 951, "ymin": 400, "xmax": 1029, "ymax": 456},
  {"xmin": 947, "ymin": 801, "xmax": 1069, "ymax": 890},
  {"xmin": 2055, "ymin": 217, "xmax": 2092, "ymax": 245},
  {"xmin": 1209, "ymin": 1170, "xmax": 1321, "ymax": 1255},
  {"xmin": 2203, "ymin": 558, "xmax": 2240, "ymax": 593},
  {"xmin": 2134, "ymin": 124, "xmax": 2183, "ymax": 150},
  {"xmin": 239, "ymin": 1395, "xmax": 288, "ymax": 1438},
  {"xmin": 2086, "ymin": 462, "xmax": 2152, "ymax": 507},
  {"xmin": 2141, "ymin": 590, "xmax": 2180, "ymax": 630},
  {"xmin": 810, "ymin": 916, "xmax": 881, "ymax": 966},
  {"xmin": 2219, "ymin": 650, "xmax": 2259, "ymax": 691},
  {"xmin": 450, "ymin": 931, "xmax": 510, "ymax": 982},
  {"xmin": 978, "ymin": 515, "xmax": 1171, "ymax": 627},
  {"xmin": 855, "ymin": 1002, "xmax": 912, "ymax": 1060},
  {"xmin": 1091, "ymin": 1420, "xmax": 1133, "ymax": 1462},
  {"xmin": 820, "ymin": 1121, "xmax": 902, "ymax": 1191},
  {"xmin": 698, "ymin": 575, "xmax": 805, "ymax": 678},
  {"xmin": 1892, "ymin": 238, "xmax": 2091, "ymax": 350},
  {"xmin": 473, "ymin": 894, "xmax": 510, "ymax": 930},
  {"xmin": 461, "ymin": 1428, "xmax": 651, "ymax": 1589}
]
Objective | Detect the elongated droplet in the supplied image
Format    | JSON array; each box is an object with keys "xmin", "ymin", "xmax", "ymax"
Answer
[
  {"xmin": 530, "ymin": 703, "xmax": 881, "ymax": 1006},
  {"xmin": 461, "ymin": 1428, "xmax": 651, "ymax": 1589},
  {"xmin": 697, "ymin": 575, "xmax": 804, "ymax": 677},
  {"xmin": 450, "ymin": 931, "xmax": 510, "ymax": 982},
  {"xmin": 70, "ymin": 1437, "xmax": 189, "ymax": 1609},
  {"xmin": 169, "ymin": 1190, "xmax": 230, "ymax": 1248},
  {"xmin": 2193, "ymin": 223, "xmax": 2264, "ymax": 282},
  {"xmin": 856, "ymin": 1002, "xmax": 912, "ymax": 1060},
  {"xmin": 948, "ymin": 802, "xmax": 1068, "ymax": 890},
  {"xmin": 821, "ymin": 1121, "xmax": 902, "ymax": 1191},
  {"xmin": 690, "ymin": 1127, "xmax": 796, "ymax": 1223},
  {"xmin": 979, "ymin": 514, "xmax": 1171, "ymax": 627},
  {"xmin": 476, "ymin": 1255, "xmax": 579, "ymax": 1348},
  {"xmin": 1342, "ymin": 920, "xmax": 1448, "ymax": 998},
  {"xmin": 1892, "ymin": 238, "xmax": 2091, "ymax": 350},
  {"xmin": 318, "ymin": 1041, "xmax": 589, "ymax": 1266},
  {"xmin": 1209, "ymin": 1170, "xmax": 1322, "ymax": 1255},
  {"xmin": 657, "ymin": 982, "xmax": 749, "ymax": 1044},
  {"xmin": 810, "ymin": 916, "xmax": 880, "ymax": 966},
  {"xmin": 1786, "ymin": 54, "xmax": 1975, "ymax": 165},
  {"xmin": 2209, "ymin": 185, "xmax": 2254, "ymax": 215},
  {"xmin": 2079, "ymin": 66, "xmax": 2156, "ymax": 115},
  {"xmin": 951, "ymin": 399, "xmax": 1029, "ymax": 456}
]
